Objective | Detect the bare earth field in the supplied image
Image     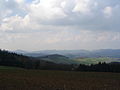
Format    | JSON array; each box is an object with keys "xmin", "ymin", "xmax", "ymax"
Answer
[{"xmin": 0, "ymin": 66, "xmax": 120, "ymax": 90}]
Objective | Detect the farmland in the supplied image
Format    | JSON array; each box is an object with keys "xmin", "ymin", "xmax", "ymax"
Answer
[
  {"xmin": 74, "ymin": 57, "xmax": 120, "ymax": 65},
  {"xmin": 0, "ymin": 66, "xmax": 120, "ymax": 90}
]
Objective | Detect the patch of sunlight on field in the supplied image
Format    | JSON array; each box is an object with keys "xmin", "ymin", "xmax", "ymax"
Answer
[{"xmin": 74, "ymin": 57, "xmax": 120, "ymax": 65}]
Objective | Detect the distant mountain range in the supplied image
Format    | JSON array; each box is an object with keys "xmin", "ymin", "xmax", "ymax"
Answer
[
  {"xmin": 13, "ymin": 49, "xmax": 120, "ymax": 58},
  {"xmin": 10, "ymin": 49, "xmax": 120, "ymax": 65}
]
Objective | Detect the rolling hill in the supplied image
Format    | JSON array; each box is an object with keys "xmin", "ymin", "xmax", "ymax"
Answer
[
  {"xmin": 11, "ymin": 49, "xmax": 120, "ymax": 65},
  {"xmin": 14, "ymin": 49, "xmax": 120, "ymax": 58},
  {"xmin": 36, "ymin": 54, "xmax": 77, "ymax": 64}
]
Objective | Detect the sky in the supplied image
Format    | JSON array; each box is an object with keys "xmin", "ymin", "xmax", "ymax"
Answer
[{"xmin": 0, "ymin": 0, "xmax": 120, "ymax": 51}]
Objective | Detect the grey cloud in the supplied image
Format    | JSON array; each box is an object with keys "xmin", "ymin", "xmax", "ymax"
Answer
[
  {"xmin": 33, "ymin": 0, "xmax": 120, "ymax": 31},
  {"xmin": 1, "ymin": 0, "xmax": 120, "ymax": 32},
  {"xmin": 0, "ymin": 0, "xmax": 120, "ymax": 50},
  {"xmin": 0, "ymin": 0, "xmax": 26, "ymax": 21}
]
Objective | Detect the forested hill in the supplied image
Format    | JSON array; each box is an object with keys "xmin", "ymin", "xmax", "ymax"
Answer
[
  {"xmin": 0, "ymin": 50, "xmax": 73, "ymax": 70},
  {"xmin": 0, "ymin": 49, "xmax": 30, "ymax": 68}
]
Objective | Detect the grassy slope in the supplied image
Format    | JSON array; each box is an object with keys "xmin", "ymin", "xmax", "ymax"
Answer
[
  {"xmin": 40, "ymin": 56, "xmax": 120, "ymax": 65},
  {"xmin": 40, "ymin": 55, "xmax": 76, "ymax": 64},
  {"xmin": 0, "ymin": 66, "xmax": 23, "ymax": 70},
  {"xmin": 74, "ymin": 57, "xmax": 120, "ymax": 65},
  {"xmin": 0, "ymin": 66, "xmax": 120, "ymax": 90}
]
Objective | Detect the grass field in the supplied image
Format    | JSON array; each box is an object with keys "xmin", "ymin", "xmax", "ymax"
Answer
[
  {"xmin": 0, "ymin": 66, "xmax": 120, "ymax": 90},
  {"xmin": 74, "ymin": 57, "xmax": 120, "ymax": 65}
]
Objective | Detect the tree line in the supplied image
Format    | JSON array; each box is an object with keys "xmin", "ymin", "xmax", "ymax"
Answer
[{"xmin": 76, "ymin": 62, "xmax": 120, "ymax": 73}]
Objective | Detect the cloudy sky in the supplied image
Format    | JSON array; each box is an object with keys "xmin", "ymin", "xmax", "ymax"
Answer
[{"xmin": 0, "ymin": 0, "xmax": 120, "ymax": 51}]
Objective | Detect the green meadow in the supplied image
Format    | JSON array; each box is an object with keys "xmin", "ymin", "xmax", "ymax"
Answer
[{"xmin": 74, "ymin": 57, "xmax": 120, "ymax": 65}]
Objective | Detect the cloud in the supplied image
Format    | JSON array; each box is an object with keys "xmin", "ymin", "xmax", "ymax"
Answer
[
  {"xmin": 1, "ymin": 0, "xmax": 120, "ymax": 31},
  {"xmin": 72, "ymin": 0, "xmax": 91, "ymax": 14},
  {"xmin": 0, "ymin": 0, "xmax": 120, "ymax": 50},
  {"xmin": 103, "ymin": 6, "xmax": 112, "ymax": 18},
  {"xmin": 25, "ymin": 0, "xmax": 120, "ymax": 31}
]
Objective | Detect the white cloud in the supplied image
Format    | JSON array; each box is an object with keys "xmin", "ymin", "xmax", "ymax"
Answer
[
  {"xmin": 1, "ymin": 0, "xmax": 120, "ymax": 31},
  {"xmin": 15, "ymin": 0, "xmax": 24, "ymax": 4},
  {"xmin": 28, "ymin": 0, "xmax": 67, "ymax": 21},
  {"xmin": 0, "ymin": 23, "xmax": 13, "ymax": 31},
  {"xmin": 72, "ymin": 0, "xmax": 91, "ymax": 14},
  {"xmin": 103, "ymin": 6, "xmax": 112, "ymax": 18},
  {"xmin": 0, "ymin": 0, "xmax": 120, "ymax": 50}
]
